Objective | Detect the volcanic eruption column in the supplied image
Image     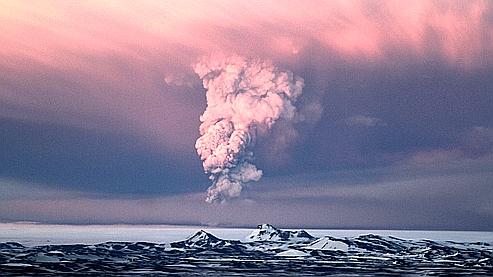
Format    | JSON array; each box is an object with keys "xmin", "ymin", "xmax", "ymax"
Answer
[{"xmin": 194, "ymin": 56, "xmax": 303, "ymax": 203}]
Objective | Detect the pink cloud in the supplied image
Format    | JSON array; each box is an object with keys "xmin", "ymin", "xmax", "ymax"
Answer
[
  {"xmin": 1, "ymin": 1, "xmax": 491, "ymax": 65},
  {"xmin": 0, "ymin": 0, "xmax": 491, "ymax": 155}
]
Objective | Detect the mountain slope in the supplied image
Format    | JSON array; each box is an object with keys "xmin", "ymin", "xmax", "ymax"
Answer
[{"xmin": 245, "ymin": 224, "xmax": 314, "ymax": 242}]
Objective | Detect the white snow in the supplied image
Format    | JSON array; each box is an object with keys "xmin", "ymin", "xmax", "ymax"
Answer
[
  {"xmin": 245, "ymin": 224, "xmax": 313, "ymax": 242},
  {"xmin": 305, "ymin": 237, "xmax": 349, "ymax": 251},
  {"xmin": 1, "ymin": 263, "xmax": 34, "ymax": 267},
  {"xmin": 186, "ymin": 230, "xmax": 215, "ymax": 243},
  {"xmin": 275, "ymin": 249, "xmax": 311, "ymax": 257}
]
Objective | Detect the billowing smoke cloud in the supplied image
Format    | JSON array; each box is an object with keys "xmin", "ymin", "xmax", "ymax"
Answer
[{"xmin": 194, "ymin": 56, "xmax": 303, "ymax": 203}]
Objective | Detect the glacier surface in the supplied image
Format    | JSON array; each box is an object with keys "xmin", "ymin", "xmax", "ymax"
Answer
[{"xmin": 0, "ymin": 223, "xmax": 492, "ymax": 275}]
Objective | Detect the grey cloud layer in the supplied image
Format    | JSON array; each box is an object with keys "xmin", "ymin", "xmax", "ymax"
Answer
[{"xmin": 2, "ymin": 163, "xmax": 491, "ymax": 230}]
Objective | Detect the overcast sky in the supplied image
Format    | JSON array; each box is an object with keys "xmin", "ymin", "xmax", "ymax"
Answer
[{"xmin": 1, "ymin": 0, "xmax": 492, "ymax": 230}]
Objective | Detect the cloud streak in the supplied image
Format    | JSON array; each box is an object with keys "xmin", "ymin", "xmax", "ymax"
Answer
[
  {"xmin": 345, "ymin": 115, "xmax": 386, "ymax": 127},
  {"xmin": 1, "ymin": 164, "xmax": 491, "ymax": 230},
  {"xmin": 1, "ymin": 0, "xmax": 491, "ymax": 151},
  {"xmin": 2, "ymin": 1, "xmax": 492, "ymax": 66}
]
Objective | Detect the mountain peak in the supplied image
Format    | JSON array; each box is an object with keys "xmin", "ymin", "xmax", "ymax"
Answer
[
  {"xmin": 246, "ymin": 224, "xmax": 314, "ymax": 242},
  {"xmin": 170, "ymin": 230, "xmax": 241, "ymax": 249},
  {"xmin": 179, "ymin": 230, "xmax": 225, "ymax": 247},
  {"xmin": 186, "ymin": 230, "xmax": 221, "ymax": 243},
  {"xmin": 257, "ymin": 224, "xmax": 279, "ymax": 232}
]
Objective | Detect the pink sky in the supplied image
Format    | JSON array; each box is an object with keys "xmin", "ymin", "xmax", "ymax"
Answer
[
  {"xmin": 1, "ymin": 0, "xmax": 491, "ymax": 69},
  {"xmin": 1, "ymin": 0, "xmax": 491, "ymax": 152}
]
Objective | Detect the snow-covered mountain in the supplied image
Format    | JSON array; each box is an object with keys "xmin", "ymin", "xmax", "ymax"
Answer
[
  {"xmin": 304, "ymin": 236, "xmax": 349, "ymax": 251},
  {"xmin": 0, "ymin": 225, "xmax": 491, "ymax": 276},
  {"xmin": 245, "ymin": 224, "xmax": 314, "ymax": 242},
  {"xmin": 171, "ymin": 230, "xmax": 234, "ymax": 248}
]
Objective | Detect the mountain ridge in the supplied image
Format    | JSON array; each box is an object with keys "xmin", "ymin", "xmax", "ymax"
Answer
[{"xmin": 0, "ymin": 224, "xmax": 491, "ymax": 275}]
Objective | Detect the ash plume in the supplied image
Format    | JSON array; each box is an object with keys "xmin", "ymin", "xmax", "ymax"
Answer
[{"xmin": 194, "ymin": 55, "xmax": 304, "ymax": 203}]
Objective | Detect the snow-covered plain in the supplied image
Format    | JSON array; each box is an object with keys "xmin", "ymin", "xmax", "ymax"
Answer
[
  {"xmin": 1, "ymin": 223, "xmax": 492, "ymax": 276},
  {"xmin": 0, "ymin": 223, "xmax": 491, "ymax": 246}
]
